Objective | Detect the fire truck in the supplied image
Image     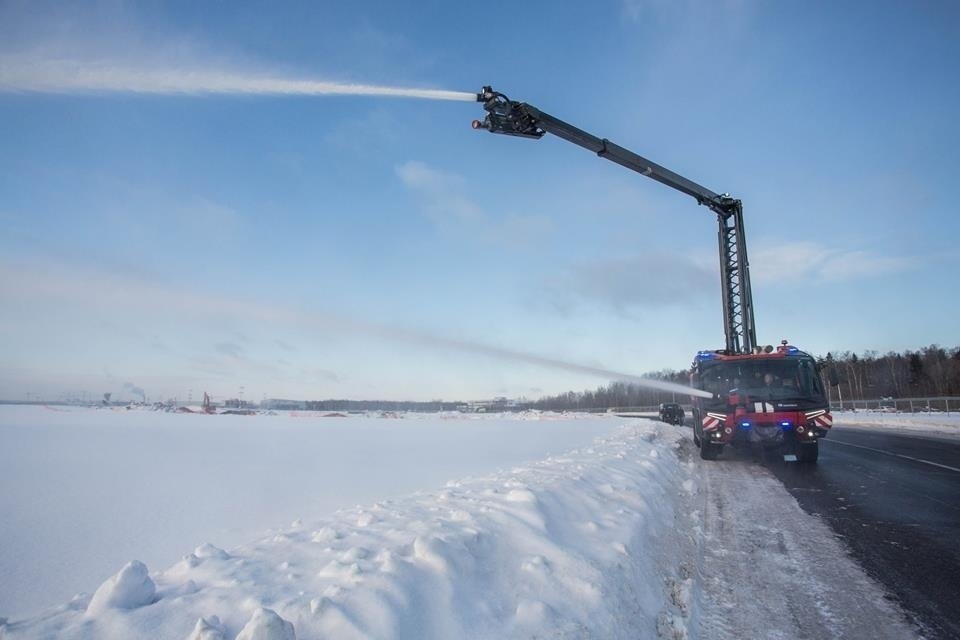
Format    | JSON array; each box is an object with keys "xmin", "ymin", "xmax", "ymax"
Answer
[
  {"xmin": 472, "ymin": 86, "xmax": 831, "ymax": 462},
  {"xmin": 691, "ymin": 342, "xmax": 830, "ymax": 462}
]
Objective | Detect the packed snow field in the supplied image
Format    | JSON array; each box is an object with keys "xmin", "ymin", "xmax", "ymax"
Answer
[
  {"xmin": 0, "ymin": 406, "xmax": 614, "ymax": 617},
  {"xmin": 1, "ymin": 407, "xmax": 923, "ymax": 639}
]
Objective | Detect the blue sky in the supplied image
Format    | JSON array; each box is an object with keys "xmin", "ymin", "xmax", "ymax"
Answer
[{"xmin": 1, "ymin": 1, "xmax": 958, "ymax": 403}]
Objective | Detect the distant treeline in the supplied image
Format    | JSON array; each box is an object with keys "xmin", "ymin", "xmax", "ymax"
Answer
[
  {"xmin": 818, "ymin": 345, "xmax": 960, "ymax": 401},
  {"xmin": 530, "ymin": 344, "xmax": 960, "ymax": 412},
  {"xmin": 529, "ymin": 371, "xmax": 690, "ymax": 412},
  {"xmin": 303, "ymin": 399, "xmax": 464, "ymax": 412}
]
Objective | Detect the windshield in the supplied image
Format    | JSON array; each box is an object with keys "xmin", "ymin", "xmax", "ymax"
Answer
[{"xmin": 696, "ymin": 357, "xmax": 826, "ymax": 401}]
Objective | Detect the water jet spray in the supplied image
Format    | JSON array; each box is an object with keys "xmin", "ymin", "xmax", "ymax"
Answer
[{"xmin": 0, "ymin": 59, "xmax": 477, "ymax": 101}]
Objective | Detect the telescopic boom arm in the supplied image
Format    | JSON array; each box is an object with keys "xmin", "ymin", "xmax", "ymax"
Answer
[{"xmin": 472, "ymin": 86, "xmax": 757, "ymax": 354}]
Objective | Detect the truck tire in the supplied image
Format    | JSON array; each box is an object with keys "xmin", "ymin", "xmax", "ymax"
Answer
[
  {"xmin": 797, "ymin": 441, "xmax": 819, "ymax": 463},
  {"xmin": 700, "ymin": 436, "xmax": 721, "ymax": 460}
]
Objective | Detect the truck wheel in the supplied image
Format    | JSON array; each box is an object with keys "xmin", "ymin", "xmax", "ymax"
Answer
[
  {"xmin": 700, "ymin": 436, "xmax": 721, "ymax": 460},
  {"xmin": 797, "ymin": 441, "xmax": 819, "ymax": 463}
]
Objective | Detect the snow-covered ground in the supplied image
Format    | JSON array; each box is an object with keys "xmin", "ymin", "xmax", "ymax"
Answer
[
  {"xmin": 693, "ymin": 458, "xmax": 917, "ymax": 639},
  {"xmin": 833, "ymin": 409, "xmax": 960, "ymax": 437},
  {"xmin": 0, "ymin": 406, "xmax": 614, "ymax": 618},
  {"xmin": 6, "ymin": 420, "xmax": 694, "ymax": 640},
  {"xmin": 2, "ymin": 408, "xmax": 922, "ymax": 639}
]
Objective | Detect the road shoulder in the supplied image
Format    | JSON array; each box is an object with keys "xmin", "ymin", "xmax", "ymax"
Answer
[{"xmin": 684, "ymin": 443, "xmax": 920, "ymax": 639}]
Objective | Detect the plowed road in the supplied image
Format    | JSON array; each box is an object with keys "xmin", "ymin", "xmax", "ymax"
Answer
[{"xmin": 768, "ymin": 425, "xmax": 960, "ymax": 639}]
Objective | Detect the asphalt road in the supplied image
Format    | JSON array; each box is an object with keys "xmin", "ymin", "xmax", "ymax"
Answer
[{"xmin": 760, "ymin": 425, "xmax": 960, "ymax": 639}]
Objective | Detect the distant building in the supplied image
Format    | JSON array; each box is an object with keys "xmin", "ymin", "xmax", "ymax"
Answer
[{"xmin": 464, "ymin": 397, "xmax": 521, "ymax": 413}]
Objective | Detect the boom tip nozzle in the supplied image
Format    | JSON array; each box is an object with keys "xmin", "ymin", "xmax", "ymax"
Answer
[{"xmin": 477, "ymin": 86, "xmax": 496, "ymax": 102}]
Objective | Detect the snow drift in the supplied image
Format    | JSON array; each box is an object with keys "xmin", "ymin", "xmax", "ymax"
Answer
[
  {"xmin": 84, "ymin": 561, "xmax": 156, "ymax": 615},
  {"xmin": 2, "ymin": 422, "xmax": 694, "ymax": 639}
]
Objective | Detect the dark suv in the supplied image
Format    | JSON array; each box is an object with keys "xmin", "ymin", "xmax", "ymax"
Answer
[{"xmin": 659, "ymin": 403, "xmax": 685, "ymax": 425}]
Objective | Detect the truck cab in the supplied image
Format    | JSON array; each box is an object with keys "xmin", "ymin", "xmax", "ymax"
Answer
[{"xmin": 690, "ymin": 342, "xmax": 831, "ymax": 462}]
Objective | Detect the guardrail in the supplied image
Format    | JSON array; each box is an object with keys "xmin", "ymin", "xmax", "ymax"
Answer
[
  {"xmin": 588, "ymin": 405, "xmax": 690, "ymax": 415},
  {"xmin": 832, "ymin": 396, "xmax": 959, "ymax": 414}
]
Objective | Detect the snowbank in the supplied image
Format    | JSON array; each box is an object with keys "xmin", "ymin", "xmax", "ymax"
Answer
[
  {"xmin": 3, "ymin": 422, "xmax": 693, "ymax": 639},
  {"xmin": 833, "ymin": 410, "xmax": 960, "ymax": 436},
  {"xmin": 85, "ymin": 561, "xmax": 156, "ymax": 615},
  {"xmin": 0, "ymin": 406, "xmax": 614, "ymax": 616}
]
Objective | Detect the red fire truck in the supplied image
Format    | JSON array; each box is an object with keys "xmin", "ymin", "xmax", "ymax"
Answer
[{"xmin": 691, "ymin": 341, "xmax": 831, "ymax": 462}]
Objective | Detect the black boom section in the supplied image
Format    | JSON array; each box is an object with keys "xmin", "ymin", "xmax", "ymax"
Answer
[
  {"xmin": 717, "ymin": 201, "xmax": 756, "ymax": 354},
  {"xmin": 474, "ymin": 86, "xmax": 757, "ymax": 353}
]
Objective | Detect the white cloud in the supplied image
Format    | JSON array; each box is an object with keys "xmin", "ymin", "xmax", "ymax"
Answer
[
  {"xmin": 396, "ymin": 161, "xmax": 552, "ymax": 244},
  {"xmin": 545, "ymin": 252, "xmax": 715, "ymax": 315},
  {"xmin": 396, "ymin": 161, "xmax": 484, "ymax": 225},
  {"xmin": 750, "ymin": 241, "xmax": 916, "ymax": 285}
]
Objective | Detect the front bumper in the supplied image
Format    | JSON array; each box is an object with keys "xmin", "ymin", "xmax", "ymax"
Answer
[{"xmin": 701, "ymin": 410, "xmax": 831, "ymax": 446}]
